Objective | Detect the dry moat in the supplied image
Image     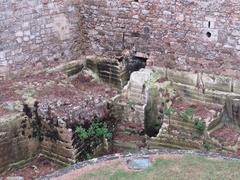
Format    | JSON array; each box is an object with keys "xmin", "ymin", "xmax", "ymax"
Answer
[
  {"xmin": 1, "ymin": 0, "xmax": 240, "ymax": 179},
  {"xmin": 2, "ymin": 56, "xmax": 240, "ymax": 179}
]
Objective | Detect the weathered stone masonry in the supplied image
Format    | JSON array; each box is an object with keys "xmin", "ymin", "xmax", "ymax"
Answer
[
  {"xmin": 81, "ymin": 0, "xmax": 240, "ymax": 77},
  {"xmin": 2, "ymin": 0, "xmax": 240, "ymax": 79},
  {"xmin": 0, "ymin": 0, "xmax": 85, "ymax": 78}
]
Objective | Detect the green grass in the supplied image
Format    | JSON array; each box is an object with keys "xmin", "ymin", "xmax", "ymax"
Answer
[{"xmin": 76, "ymin": 155, "xmax": 240, "ymax": 180}]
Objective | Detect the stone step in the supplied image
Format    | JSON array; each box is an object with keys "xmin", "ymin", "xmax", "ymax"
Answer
[
  {"xmin": 99, "ymin": 70, "xmax": 128, "ymax": 78},
  {"xmin": 148, "ymin": 137, "xmax": 201, "ymax": 149},
  {"xmin": 164, "ymin": 117, "xmax": 196, "ymax": 128},
  {"xmin": 134, "ymin": 104, "xmax": 145, "ymax": 111},
  {"xmin": 113, "ymin": 140, "xmax": 138, "ymax": 150},
  {"xmin": 147, "ymin": 141, "xmax": 187, "ymax": 150},
  {"xmin": 130, "ymin": 82, "xmax": 145, "ymax": 90},
  {"xmin": 159, "ymin": 129, "xmax": 193, "ymax": 139},
  {"xmin": 169, "ymin": 124, "xmax": 196, "ymax": 134},
  {"xmin": 130, "ymin": 86, "xmax": 144, "ymax": 94},
  {"xmin": 129, "ymin": 92, "xmax": 146, "ymax": 102}
]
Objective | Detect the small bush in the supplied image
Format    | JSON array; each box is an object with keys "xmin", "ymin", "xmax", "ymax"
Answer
[
  {"xmin": 180, "ymin": 108, "xmax": 193, "ymax": 121},
  {"xmin": 163, "ymin": 107, "xmax": 175, "ymax": 116},
  {"xmin": 194, "ymin": 118, "xmax": 206, "ymax": 132},
  {"xmin": 191, "ymin": 131, "xmax": 202, "ymax": 139},
  {"xmin": 76, "ymin": 121, "xmax": 112, "ymax": 140},
  {"xmin": 203, "ymin": 140, "xmax": 213, "ymax": 151},
  {"xmin": 192, "ymin": 118, "xmax": 206, "ymax": 139},
  {"xmin": 127, "ymin": 100, "xmax": 136, "ymax": 110},
  {"xmin": 75, "ymin": 126, "xmax": 88, "ymax": 140},
  {"xmin": 75, "ymin": 120, "xmax": 112, "ymax": 160}
]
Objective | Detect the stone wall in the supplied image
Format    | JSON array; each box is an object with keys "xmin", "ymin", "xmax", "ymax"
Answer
[
  {"xmin": 81, "ymin": 0, "xmax": 240, "ymax": 77},
  {"xmin": 0, "ymin": 113, "xmax": 40, "ymax": 173},
  {"xmin": 40, "ymin": 120, "xmax": 76, "ymax": 165},
  {"xmin": 2, "ymin": 0, "xmax": 240, "ymax": 79},
  {"xmin": 0, "ymin": 0, "xmax": 86, "ymax": 79}
]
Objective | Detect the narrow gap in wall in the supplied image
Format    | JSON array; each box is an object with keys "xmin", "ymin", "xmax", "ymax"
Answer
[
  {"xmin": 208, "ymin": 21, "xmax": 211, "ymax": 28},
  {"xmin": 126, "ymin": 56, "xmax": 147, "ymax": 75}
]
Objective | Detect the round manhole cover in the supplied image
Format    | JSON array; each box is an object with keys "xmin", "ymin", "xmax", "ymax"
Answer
[{"xmin": 127, "ymin": 158, "xmax": 152, "ymax": 170}]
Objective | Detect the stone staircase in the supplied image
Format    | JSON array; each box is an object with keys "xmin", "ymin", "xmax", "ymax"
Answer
[
  {"xmin": 86, "ymin": 57, "xmax": 129, "ymax": 88},
  {"xmin": 147, "ymin": 115, "xmax": 203, "ymax": 150}
]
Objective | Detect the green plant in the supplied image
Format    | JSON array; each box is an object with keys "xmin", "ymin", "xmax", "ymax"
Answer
[
  {"xmin": 75, "ymin": 126, "xmax": 88, "ymax": 140},
  {"xmin": 163, "ymin": 107, "xmax": 175, "ymax": 116},
  {"xmin": 163, "ymin": 107, "xmax": 175, "ymax": 132},
  {"xmin": 76, "ymin": 121, "xmax": 112, "ymax": 140},
  {"xmin": 180, "ymin": 108, "xmax": 193, "ymax": 121},
  {"xmin": 191, "ymin": 131, "xmax": 202, "ymax": 139},
  {"xmin": 127, "ymin": 100, "xmax": 136, "ymax": 110},
  {"xmin": 75, "ymin": 120, "xmax": 112, "ymax": 160},
  {"xmin": 145, "ymin": 71, "xmax": 161, "ymax": 86},
  {"xmin": 192, "ymin": 118, "xmax": 206, "ymax": 139},
  {"xmin": 203, "ymin": 140, "xmax": 213, "ymax": 151},
  {"xmin": 194, "ymin": 118, "xmax": 206, "ymax": 132}
]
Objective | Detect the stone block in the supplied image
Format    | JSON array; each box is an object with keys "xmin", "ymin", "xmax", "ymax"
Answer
[
  {"xmin": 201, "ymin": 73, "xmax": 232, "ymax": 92},
  {"xmin": 172, "ymin": 82, "xmax": 204, "ymax": 102},
  {"xmin": 167, "ymin": 69, "xmax": 198, "ymax": 86},
  {"xmin": 232, "ymin": 79, "xmax": 240, "ymax": 94}
]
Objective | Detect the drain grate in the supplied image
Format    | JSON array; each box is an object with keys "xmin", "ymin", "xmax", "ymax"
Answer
[{"xmin": 126, "ymin": 157, "xmax": 152, "ymax": 170}]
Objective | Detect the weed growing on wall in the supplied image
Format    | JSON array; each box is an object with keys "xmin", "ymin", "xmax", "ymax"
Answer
[
  {"xmin": 163, "ymin": 107, "xmax": 175, "ymax": 132},
  {"xmin": 75, "ymin": 120, "xmax": 112, "ymax": 160},
  {"xmin": 203, "ymin": 140, "xmax": 213, "ymax": 151},
  {"xmin": 180, "ymin": 108, "xmax": 193, "ymax": 121},
  {"xmin": 127, "ymin": 100, "xmax": 136, "ymax": 110},
  {"xmin": 192, "ymin": 118, "xmax": 206, "ymax": 139},
  {"xmin": 145, "ymin": 70, "xmax": 161, "ymax": 86}
]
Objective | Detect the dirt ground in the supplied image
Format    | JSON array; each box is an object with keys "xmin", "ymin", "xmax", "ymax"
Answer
[{"xmin": 2, "ymin": 155, "xmax": 62, "ymax": 180}]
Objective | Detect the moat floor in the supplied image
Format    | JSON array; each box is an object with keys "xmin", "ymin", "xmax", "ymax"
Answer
[
  {"xmin": 54, "ymin": 154, "xmax": 240, "ymax": 180},
  {"xmin": 2, "ymin": 155, "xmax": 62, "ymax": 180}
]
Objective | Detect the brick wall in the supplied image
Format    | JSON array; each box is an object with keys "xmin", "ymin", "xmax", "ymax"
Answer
[{"xmin": 81, "ymin": 0, "xmax": 240, "ymax": 77}]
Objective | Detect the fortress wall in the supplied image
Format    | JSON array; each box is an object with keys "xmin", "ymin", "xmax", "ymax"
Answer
[
  {"xmin": 81, "ymin": 0, "xmax": 240, "ymax": 77},
  {"xmin": 0, "ymin": 0, "xmax": 86, "ymax": 78}
]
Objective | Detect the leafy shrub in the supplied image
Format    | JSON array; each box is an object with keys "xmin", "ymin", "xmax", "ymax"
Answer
[
  {"xmin": 75, "ymin": 126, "xmax": 88, "ymax": 139},
  {"xmin": 76, "ymin": 121, "xmax": 112, "ymax": 140},
  {"xmin": 127, "ymin": 100, "xmax": 136, "ymax": 110},
  {"xmin": 180, "ymin": 108, "xmax": 193, "ymax": 121},
  {"xmin": 194, "ymin": 118, "xmax": 206, "ymax": 132},
  {"xmin": 145, "ymin": 71, "xmax": 161, "ymax": 86},
  {"xmin": 191, "ymin": 131, "xmax": 202, "ymax": 139},
  {"xmin": 192, "ymin": 118, "xmax": 206, "ymax": 139},
  {"xmin": 75, "ymin": 120, "xmax": 112, "ymax": 160},
  {"xmin": 163, "ymin": 107, "xmax": 175, "ymax": 116},
  {"xmin": 203, "ymin": 140, "xmax": 213, "ymax": 151}
]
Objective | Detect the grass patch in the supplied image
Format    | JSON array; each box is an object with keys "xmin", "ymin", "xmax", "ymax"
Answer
[{"xmin": 76, "ymin": 155, "xmax": 240, "ymax": 180}]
